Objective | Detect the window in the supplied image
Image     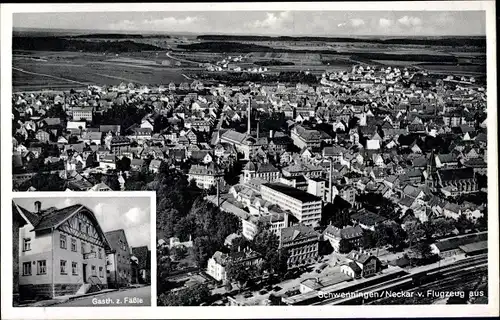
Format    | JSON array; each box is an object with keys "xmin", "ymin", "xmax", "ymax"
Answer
[
  {"xmin": 78, "ymin": 222, "xmax": 82, "ymax": 231},
  {"xmin": 37, "ymin": 260, "xmax": 46, "ymax": 275},
  {"xmin": 60, "ymin": 260, "xmax": 67, "ymax": 274},
  {"xmin": 91, "ymin": 245, "xmax": 95, "ymax": 255},
  {"xmin": 98, "ymin": 248, "xmax": 102, "ymax": 259},
  {"xmin": 91, "ymin": 265, "xmax": 96, "ymax": 276},
  {"xmin": 72, "ymin": 262, "xmax": 78, "ymax": 275},
  {"xmin": 71, "ymin": 238, "xmax": 77, "ymax": 252},
  {"xmin": 23, "ymin": 238, "xmax": 31, "ymax": 251},
  {"xmin": 86, "ymin": 226, "xmax": 90, "ymax": 234},
  {"xmin": 22, "ymin": 262, "xmax": 31, "ymax": 276},
  {"xmin": 60, "ymin": 234, "xmax": 67, "ymax": 249},
  {"xmin": 81, "ymin": 242, "xmax": 86, "ymax": 254},
  {"xmin": 99, "ymin": 266, "xmax": 103, "ymax": 277}
]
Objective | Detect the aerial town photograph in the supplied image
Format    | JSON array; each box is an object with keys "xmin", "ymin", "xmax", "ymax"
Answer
[
  {"xmin": 12, "ymin": 195, "xmax": 152, "ymax": 307},
  {"xmin": 10, "ymin": 8, "xmax": 490, "ymax": 307}
]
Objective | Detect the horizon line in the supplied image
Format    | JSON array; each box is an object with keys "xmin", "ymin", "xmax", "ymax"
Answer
[{"xmin": 12, "ymin": 27, "xmax": 486, "ymax": 38}]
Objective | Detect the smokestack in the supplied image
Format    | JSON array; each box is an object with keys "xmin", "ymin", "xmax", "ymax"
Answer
[
  {"xmin": 247, "ymin": 98, "xmax": 251, "ymax": 135},
  {"xmin": 256, "ymin": 121, "xmax": 259, "ymax": 140},
  {"xmin": 34, "ymin": 201, "xmax": 42, "ymax": 213},
  {"xmin": 329, "ymin": 159, "xmax": 333, "ymax": 203},
  {"xmin": 269, "ymin": 130, "xmax": 273, "ymax": 139},
  {"xmin": 216, "ymin": 179, "xmax": 220, "ymax": 207}
]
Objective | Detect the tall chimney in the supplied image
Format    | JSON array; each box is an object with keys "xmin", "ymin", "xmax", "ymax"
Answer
[
  {"xmin": 247, "ymin": 97, "xmax": 251, "ymax": 135},
  {"xmin": 216, "ymin": 179, "xmax": 220, "ymax": 207},
  {"xmin": 329, "ymin": 159, "xmax": 333, "ymax": 203},
  {"xmin": 34, "ymin": 201, "xmax": 42, "ymax": 213},
  {"xmin": 256, "ymin": 121, "xmax": 260, "ymax": 140},
  {"xmin": 269, "ymin": 130, "xmax": 273, "ymax": 139}
]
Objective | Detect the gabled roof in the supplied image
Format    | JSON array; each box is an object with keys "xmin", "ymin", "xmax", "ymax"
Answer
[
  {"xmin": 281, "ymin": 224, "xmax": 319, "ymax": 245},
  {"xmin": 346, "ymin": 250, "xmax": 375, "ymax": 264},
  {"xmin": 14, "ymin": 202, "xmax": 110, "ymax": 251},
  {"xmin": 324, "ymin": 225, "xmax": 363, "ymax": 240},
  {"xmin": 105, "ymin": 229, "xmax": 129, "ymax": 252}
]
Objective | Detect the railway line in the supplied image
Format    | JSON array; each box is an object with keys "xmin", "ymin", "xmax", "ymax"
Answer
[{"xmin": 315, "ymin": 254, "xmax": 487, "ymax": 305}]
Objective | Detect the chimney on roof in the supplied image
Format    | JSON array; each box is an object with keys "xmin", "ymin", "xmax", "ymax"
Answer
[{"xmin": 34, "ymin": 201, "xmax": 42, "ymax": 213}]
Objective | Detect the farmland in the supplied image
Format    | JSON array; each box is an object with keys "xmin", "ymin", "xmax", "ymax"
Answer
[
  {"xmin": 11, "ymin": 33, "xmax": 487, "ymax": 91},
  {"xmin": 13, "ymin": 51, "xmax": 192, "ymax": 91}
]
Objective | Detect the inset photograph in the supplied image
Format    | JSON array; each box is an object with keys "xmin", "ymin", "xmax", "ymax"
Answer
[{"xmin": 12, "ymin": 194, "xmax": 152, "ymax": 307}]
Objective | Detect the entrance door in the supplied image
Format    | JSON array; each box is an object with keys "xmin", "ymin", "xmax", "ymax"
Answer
[{"xmin": 83, "ymin": 263, "xmax": 87, "ymax": 283}]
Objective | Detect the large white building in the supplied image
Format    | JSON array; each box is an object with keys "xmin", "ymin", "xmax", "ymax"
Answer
[
  {"xmin": 187, "ymin": 163, "xmax": 224, "ymax": 189},
  {"xmin": 261, "ymin": 183, "xmax": 322, "ymax": 227}
]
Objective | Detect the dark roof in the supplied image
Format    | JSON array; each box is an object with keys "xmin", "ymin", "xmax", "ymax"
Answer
[
  {"xmin": 33, "ymin": 204, "xmax": 83, "ymax": 231},
  {"xmin": 14, "ymin": 202, "xmax": 42, "ymax": 226},
  {"xmin": 434, "ymin": 232, "xmax": 487, "ymax": 252},
  {"xmin": 459, "ymin": 241, "xmax": 487, "ymax": 253},
  {"xmin": 262, "ymin": 183, "xmax": 321, "ymax": 202},
  {"xmin": 437, "ymin": 167, "xmax": 475, "ymax": 182},
  {"xmin": 345, "ymin": 261, "xmax": 362, "ymax": 273},
  {"xmin": 105, "ymin": 229, "xmax": 129, "ymax": 252},
  {"xmin": 351, "ymin": 210, "xmax": 387, "ymax": 226},
  {"xmin": 281, "ymin": 224, "xmax": 319, "ymax": 245}
]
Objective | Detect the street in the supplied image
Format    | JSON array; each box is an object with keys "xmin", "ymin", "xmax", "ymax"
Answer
[{"xmin": 57, "ymin": 285, "xmax": 151, "ymax": 307}]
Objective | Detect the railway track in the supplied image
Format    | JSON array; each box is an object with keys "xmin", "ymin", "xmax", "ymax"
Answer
[{"xmin": 315, "ymin": 255, "xmax": 487, "ymax": 305}]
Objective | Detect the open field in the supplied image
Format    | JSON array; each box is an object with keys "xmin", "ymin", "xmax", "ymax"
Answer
[
  {"xmin": 13, "ymin": 51, "xmax": 194, "ymax": 91},
  {"xmin": 419, "ymin": 63, "xmax": 486, "ymax": 75}
]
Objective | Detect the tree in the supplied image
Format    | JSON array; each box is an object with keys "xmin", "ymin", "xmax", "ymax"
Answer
[
  {"xmin": 321, "ymin": 198, "xmax": 351, "ymax": 227},
  {"xmin": 171, "ymin": 245, "xmax": 188, "ymax": 261},
  {"xmin": 373, "ymin": 225, "xmax": 390, "ymax": 256},
  {"xmin": 404, "ymin": 220, "xmax": 425, "ymax": 248},
  {"xmin": 226, "ymin": 261, "xmax": 257, "ymax": 292},
  {"xmin": 388, "ymin": 223, "xmax": 407, "ymax": 250},
  {"xmin": 158, "ymin": 283, "xmax": 211, "ymax": 306},
  {"xmin": 410, "ymin": 242, "xmax": 432, "ymax": 260},
  {"xmin": 267, "ymin": 249, "xmax": 289, "ymax": 280},
  {"xmin": 455, "ymin": 214, "xmax": 474, "ymax": 234},
  {"xmin": 116, "ymin": 156, "xmax": 131, "ymax": 172},
  {"xmin": 157, "ymin": 252, "xmax": 174, "ymax": 293},
  {"xmin": 229, "ymin": 237, "xmax": 250, "ymax": 256},
  {"xmin": 173, "ymin": 216, "xmax": 196, "ymax": 242},
  {"xmin": 362, "ymin": 230, "xmax": 377, "ymax": 249},
  {"xmin": 192, "ymin": 236, "xmax": 213, "ymax": 268}
]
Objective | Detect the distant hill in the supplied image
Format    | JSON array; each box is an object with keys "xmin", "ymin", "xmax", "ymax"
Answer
[
  {"xmin": 197, "ymin": 35, "xmax": 486, "ymax": 47},
  {"xmin": 13, "ymin": 36, "xmax": 163, "ymax": 52},
  {"xmin": 177, "ymin": 41, "xmax": 338, "ymax": 54}
]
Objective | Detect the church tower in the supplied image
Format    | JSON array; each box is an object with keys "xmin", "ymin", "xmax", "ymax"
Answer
[{"xmin": 426, "ymin": 149, "xmax": 437, "ymax": 189}]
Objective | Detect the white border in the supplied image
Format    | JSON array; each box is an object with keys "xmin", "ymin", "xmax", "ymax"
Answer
[{"xmin": 1, "ymin": 2, "xmax": 498, "ymax": 319}]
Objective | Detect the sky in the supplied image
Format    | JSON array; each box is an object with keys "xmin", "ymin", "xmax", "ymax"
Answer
[
  {"xmin": 14, "ymin": 197, "xmax": 151, "ymax": 249},
  {"xmin": 13, "ymin": 11, "xmax": 486, "ymax": 36}
]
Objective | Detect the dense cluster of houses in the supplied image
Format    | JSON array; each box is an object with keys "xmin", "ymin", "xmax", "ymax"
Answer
[{"xmin": 12, "ymin": 64, "xmax": 488, "ymax": 292}]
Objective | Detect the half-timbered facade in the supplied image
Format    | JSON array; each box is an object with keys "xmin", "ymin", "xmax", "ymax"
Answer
[{"xmin": 14, "ymin": 201, "xmax": 111, "ymax": 300}]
